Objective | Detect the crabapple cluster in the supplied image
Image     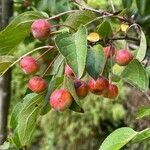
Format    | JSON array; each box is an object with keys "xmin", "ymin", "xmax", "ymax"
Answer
[
  {"xmin": 20, "ymin": 19, "xmax": 133, "ymax": 112},
  {"xmin": 20, "ymin": 56, "xmax": 47, "ymax": 93}
]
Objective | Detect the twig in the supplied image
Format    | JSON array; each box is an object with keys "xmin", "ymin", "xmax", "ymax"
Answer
[
  {"xmin": 74, "ymin": 0, "xmax": 105, "ymax": 15},
  {"xmin": 47, "ymin": 10, "xmax": 78, "ymax": 20},
  {"xmin": 74, "ymin": 0, "xmax": 133, "ymax": 24},
  {"xmin": 42, "ymin": 55, "xmax": 59, "ymax": 77},
  {"xmin": 85, "ymin": 14, "xmax": 113, "ymax": 26},
  {"xmin": 109, "ymin": 36, "xmax": 140, "ymax": 42},
  {"xmin": 1, "ymin": 46, "xmax": 53, "ymax": 76}
]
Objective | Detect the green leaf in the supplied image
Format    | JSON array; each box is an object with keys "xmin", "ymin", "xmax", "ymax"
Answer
[
  {"xmin": 0, "ymin": 56, "xmax": 15, "ymax": 75},
  {"xmin": 122, "ymin": 0, "xmax": 133, "ymax": 8},
  {"xmin": 50, "ymin": 54, "xmax": 65, "ymax": 77},
  {"xmin": 97, "ymin": 21, "xmax": 113, "ymax": 38},
  {"xmin": 11, "ymin": 129, "xmax": 22, "ymax": 148},
  {"xmin": 69, "ymin": 100, "xmax": 84, "ymax": 113},
  {"xmin": 9, "ymin": 102, "xmax": 22, "ymax": 129},
  {"xmin": 146, "ymin": 66, "xmax": 150, "ymax": 77},
  {"xmin": 66, "ymin": 76, "xmax": 84, "ymax": 113},
  {"xmin": 136, "ymin": 30, "xmax": 147, "ymax": 61},
  {"xmin": 136, "ymin": 0, "xmax": 150, "ymax": 16},
  {"xmin": 10, "ymin": 93, "xmax": 37, "ymax": 130},
  {"xmin": 0, "ymin": 11, "xmax": 45, "ymax": 55},
  {"xmin": 17, "ymin": 92, "xmax": 45, "ymax": 146},
  {"xmin": 64, "ymin": 10, "xmax": 96, "ymax": 30},
  {"xmin": 132, "ymin": 128, "xmax": 150, "ymax": 143},
  {"xmin": 66, "ymin": 76, "xmax": 80, "ymax": 102},
  {"xmin": 121, "ymin": 59, "xmax": 149, "ymax": 92},
  {"xmin": 136, "ymin": 106, "xmax": 150, "ymax": 119},
  {"xmin": 99, "ymin": 127, "xmax": 137, "ymax": 150},
  {"xmin": 86, "ymin": 45, "xmax": 105, "ymax": 80},
  {"xmin": 55, "ymin": 25, "xmax": 87, "ymax": 78}
]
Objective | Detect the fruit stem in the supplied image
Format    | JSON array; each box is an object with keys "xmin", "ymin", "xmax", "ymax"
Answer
[
  {"xmin": 36, "ymin": 46, "xmax": 54, "ymax": 60},
  {"xmin": 47, "ymin": 10, "xmax": 78, "ymax": 20},
  {"xmin": 42, "ymin": 54, "xmax": 59, "ymax": 77},
  {"xmin": 51, "ymin": 24, "xmax": 76, "ymax": 32},
  {"xmin": 1, "ymin": 45, "xmax": 53, "ymax": 76}
]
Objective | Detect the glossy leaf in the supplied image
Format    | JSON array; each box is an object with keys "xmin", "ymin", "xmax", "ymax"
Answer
[
  {"xmin": 97, "ymin": 21, "xmax": 112, "ymax": 38},
  {"xmin": 55, "ymin": 25, "xmax": 87, "ymax": 78},
  {"xmin": 64, "ymin": 10, "xmax": 96, "ymax": 30},
  {"xmin": 136, "ymin": 30, "xmax": 147, "ymax": 61},
  {"xmin": 99, "ymin": 127, "xmax": 137, "ymax": 150},
  {"xmin": 136, "ymin": 106, "xmax": 150, "ymax": 119},
  {"xmin": 86, "ymin": 45, "xmax": 105, "ymax": 80},
  {"xmin": 121, "ymin": 59, "xmax": 149, "ymax": 92},
  {"xmin": 0, "ymin": 11, "xmax": 45, "ymax": 55},
  {"xmin": 132, "ymin": 128, "xmax": 150, "ymax": 143}
]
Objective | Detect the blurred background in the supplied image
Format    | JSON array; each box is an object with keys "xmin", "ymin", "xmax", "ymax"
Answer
[{"xmin": 0, "ymin": 0, "xmax": 150, "ymax": 150}]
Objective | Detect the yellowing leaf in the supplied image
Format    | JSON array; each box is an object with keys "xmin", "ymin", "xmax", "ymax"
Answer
[
  {"xmin": 120, "ymin": 24, "xmax": 129, "ymax": 32},
  {"xmin": 87, "ymin": 32, "xmax": 100, "ymax": 42}
]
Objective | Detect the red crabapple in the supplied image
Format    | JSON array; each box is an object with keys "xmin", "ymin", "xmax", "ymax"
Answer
[
  {"xmin": 50, "ymin": 89, "xmax": 73, "ymax": 111},
  {"xmin": 103, "ymin": 46, "xmax": 115, "ymax": 58},
  {"xmin": 73, "ymin": 79, "xmax": 88, "ymax": 98},
  {"xmin": 103, "ymin": 83, "xmax": 118, "ymax": 99},
  {"xmin": 88, "ymin": 76, "xmax": 109, "ymax": 95},
  {"xmin": 31, "ymin": 19, "xmax": 50, "ymax": 40},
  {"xmin": 20, "ymin": 56, "xmax": 39, "ymax": 74},
  {"xmin": 115, "ymin": 49, "xmax": 133, "ymax": 66},
  {"xmin": 65, "ymin": 65, "xmax": 74, "ymax": 77},
  {"xmin": 28, "ymin": 76, "xmax": 47, "ymax": 93}
]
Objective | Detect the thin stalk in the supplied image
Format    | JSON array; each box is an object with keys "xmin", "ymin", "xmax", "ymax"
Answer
[
  {"xmin": 51, "ymin": 24, "xmax": 76, "ymax": 32},
  {"xmin": 47, "ymin": 10, "xmax": 78, "ymax": 20},
  {"xmin": 36, "ymin": 46, "xmax": 54, "ymax": 60},
  {"xmin": 42, "ymin": 54, "xmax": 59, "ymax": 77},
  {"xmin": 1, "ymin": 46, "xmax": 52, "ymax": 76}
]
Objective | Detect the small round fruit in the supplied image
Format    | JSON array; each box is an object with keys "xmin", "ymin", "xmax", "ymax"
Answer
[
  {"xmin": 88, "ymin": 76, "xmax": 109, "ymax": 95},
  {"xmin": 103, "ymin": 83, "xmax": 118, "ymax": 99},
  {"xmin": 65, "ymin": 65, "xmax": 74, "ymax": 77},
  {"xmin": 73, "ymin": 79, "xmax": 88, "ymax": 98},
  {"xmin": 50, "ymin": 89, "xmax": 73, "ymax": 111},
  {"xmin": 20, "ymin": 56, "xmax": 39, "ymax": 74},
  {"xmin": 103, "ymin": 46, "xmax": 115, "ymax": 58},
  {"xmin": 115, "ymin": 49, "xmax": 133, "ymax": 66},
  {"xmin": 31, "ymin": 19, "xmax": 50, "ymax": 40},
  {"xmin": 28, "ymin": 76, "xmax": 47, "ymax": 93}
]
